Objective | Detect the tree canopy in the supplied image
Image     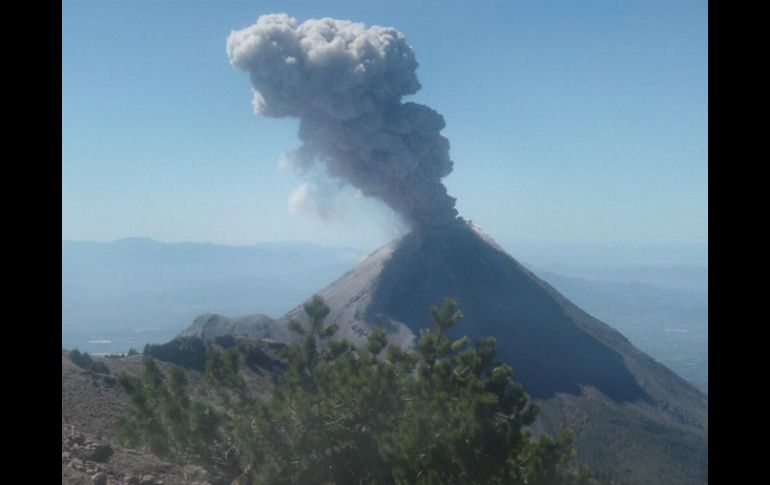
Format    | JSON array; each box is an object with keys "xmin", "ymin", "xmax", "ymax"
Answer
[{"xmin": 118, "ymin": 296, "xmax": 605, "ymax": 484}]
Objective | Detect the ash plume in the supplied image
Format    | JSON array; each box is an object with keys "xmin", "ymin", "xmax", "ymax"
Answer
[{"xmin": 227, "ymin": 13, "xmax": 459, "ymax": 228}]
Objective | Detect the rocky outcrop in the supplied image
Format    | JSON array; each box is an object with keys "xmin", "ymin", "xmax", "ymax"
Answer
[{"xmin": 176, "ymin": 313, "xmax": 292, "ymax": 344}]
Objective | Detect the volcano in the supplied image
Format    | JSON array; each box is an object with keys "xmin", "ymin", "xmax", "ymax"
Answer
[{"xmin": 181, "ymin": 221, "xmax": 707, "ymax": 484}]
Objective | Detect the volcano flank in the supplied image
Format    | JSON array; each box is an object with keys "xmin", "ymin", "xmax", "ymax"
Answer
[{"xmin": 183, "ymin": 220, "xmax": 708, "ymax": 484}]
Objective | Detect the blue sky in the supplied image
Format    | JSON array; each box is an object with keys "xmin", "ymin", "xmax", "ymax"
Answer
[{"xmin": 62, "ymin": 0, "xmax": 707, "ymax": 264}]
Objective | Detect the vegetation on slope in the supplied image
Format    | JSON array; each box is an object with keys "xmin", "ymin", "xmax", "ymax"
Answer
[
  {"xmin": 117, "ymin": 296, "xmax": 614, "ymax": 484},
  {"xmin": 69, "ymin": 348, "xmax": 111, "ymax": 374}
]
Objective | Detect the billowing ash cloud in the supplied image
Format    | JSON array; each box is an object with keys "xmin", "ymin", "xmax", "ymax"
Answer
[{"xmin": 227, "ymin": 13, "xmax": 459, "ymax": 228}]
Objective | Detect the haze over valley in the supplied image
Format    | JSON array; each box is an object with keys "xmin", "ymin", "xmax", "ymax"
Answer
[{"xmin": 62, "ymin": 237, "xmax": 707, "ymax": 393}]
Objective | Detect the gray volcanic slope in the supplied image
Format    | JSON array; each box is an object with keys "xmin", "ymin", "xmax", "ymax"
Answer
[{"xmin": 186, "ymin": 222, "xmax": 707, "ymax": 484}]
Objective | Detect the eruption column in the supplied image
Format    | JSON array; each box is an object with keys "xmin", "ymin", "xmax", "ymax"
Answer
[{"xmin": 227, "ymin": 13, "xmax": 459, "ymax": 228}]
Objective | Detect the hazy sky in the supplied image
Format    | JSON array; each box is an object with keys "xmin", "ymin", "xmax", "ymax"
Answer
[{"xmin": 62, "ymin": 0, "xmax": 707, "ymax": 263}]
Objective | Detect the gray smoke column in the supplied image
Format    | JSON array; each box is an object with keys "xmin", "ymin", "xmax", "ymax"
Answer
[{"xmin": 227, "ymin": 13, "xmax": 459, "ymax": 228}]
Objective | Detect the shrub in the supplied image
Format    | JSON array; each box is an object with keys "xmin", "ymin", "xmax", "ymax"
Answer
[
  {"xmin": 69, "ymin": 349, "xmax": 110, "ymax": 374},
  {"xmin": 143, "ymin": 336, "xmax": 208, "ymax": 371}
]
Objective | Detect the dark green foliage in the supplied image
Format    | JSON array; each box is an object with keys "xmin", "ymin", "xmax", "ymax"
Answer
[
  {"xmin": 127, "ymin": 348, "xmax": 139, "ymax": 356},
  {"xmin": 117, "ymin": 355, "xmax": 227, "ymax": 472},
  {"xmin": 69, "ymin": 349, "xmax": 110, "ymax": 374},
  {"xmin": 119, "ymin": 297, "xmax": 605, "ymax": 484},
  {"xmin": 69, "ymin": 348, "xmax": 87, "ymax": 367},
  {"xmin": 229, "ymin": 297, "xmax": 601, "ymax": 484},
  {"xmin": 143, "ymin": 336, "xmax": 208, "ymax": 371},
  {"xmin": 214, "ymin": 334, "xmax": 237, "ymax": 349},
  {"xmin": 90, "ymin": 360, "xmax": 110, "ymax": 374},
  {"xmin": 206, "ymin": 346, "xmax": 248, "ymax": 405}
]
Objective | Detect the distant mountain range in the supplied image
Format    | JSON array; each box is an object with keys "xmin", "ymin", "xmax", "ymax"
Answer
[
  {"xmin": 533, "ymin": 262, "xmax": 708, "ymax": 293},
  {"xmin": 62, "ymin": 237, "xmax": 707, "ymax": 392},
  {"xmin": 62, "ymin": 237, "xmax": 363, "ymax": 354}
]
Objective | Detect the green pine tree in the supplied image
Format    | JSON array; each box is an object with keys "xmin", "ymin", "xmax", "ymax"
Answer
[{"xmin": 118, "ymin": 296, "xmax": 607, "ymax": 485}]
